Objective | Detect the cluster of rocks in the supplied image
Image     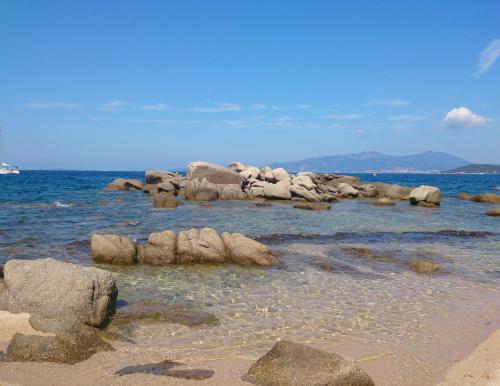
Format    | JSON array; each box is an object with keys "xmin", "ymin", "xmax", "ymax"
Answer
[
  {"xmin": 105, "ymin": 160, "xmax": 442, "ymax": 208},
  {"xmin": 0, "ymin": 258, "xmax": 117, "ymax": 363},
  {"xmin": 91, "ymin": 228, "xmax": 280, "ymax": 267},
  {"xmin": 457, "ymin": 192, "xmax": 500, "ymax": 217}
]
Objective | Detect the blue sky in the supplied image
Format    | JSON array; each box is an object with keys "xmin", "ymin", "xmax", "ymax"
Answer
[{"xmin": 1, "ymin": 0, "xmax": 499, "ymax": 170}]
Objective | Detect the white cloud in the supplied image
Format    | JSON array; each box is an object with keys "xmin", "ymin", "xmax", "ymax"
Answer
[
  {"xmin": 250, "ymin": 103, "xmax": 311, "ymax": 111},
  {"xmin": 139, "ymin": 103, "xmax": 173, "ymax": 111},
  {"xmin": 324, "ymin": 113, "xmax": 365, "ymax": 120},
  {"xmin": 101, "ymin": 100, "xmax": 128, "ymax": 110},
  {"xmin": 87, "ymin": 113, "xmax": 97, "ymax": 121},
  {"xmin": 188, "ymin": 102, "xmax": 242, "ymax": 112},
  {"xmin": 364, "ymin": 99, "xmax": 411, "ymax": 107},
  {"xmin": 442, "ymin": 106, "xmax": 487, "ymax": 129},
  {"xmin": 24, "ymin": 101, "xmax": 81, "ymax": 109},
  {"xmin": 387, "ymin": 114, "xmax": 427, "ymax": 122},
  {"xmin": 475, "ymin": 39, "xmax": 500, "ymax": 77}
]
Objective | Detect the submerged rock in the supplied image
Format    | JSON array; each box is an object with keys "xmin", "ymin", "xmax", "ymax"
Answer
[
  {"xmin": 409, "ymin": 185, "xmax": 441, "ymax": 207},
  {"xmin": 341, "ymin": 246, "xmax": 390, "ymax": 261},
  {"xmin": 486, "ymin": 207, "xmax": 500, "ymax": 217},
  {"xmin": 410, "ymin": 260, "xmax": 441, "ymax": 273},
  {"xmin": 222, "ymin": 232, "xmax": 281, "ymax": 266},
  {"xmin": 370, "ymin": 197, "xmax": 396, "ymax": 206},
  {"xmin": 187, "ymin": 161, "xmax": 241, "ymax": 184},
  {"xmin": 242, "ymin": 341, "xmax": 374, "ymax": 386},
  {"xmin": 471, "ymin": 193, "xmax": 500, "ymax": 204},
  {"xmin": 91, "ymin": 234, "xmax": 137, "ymax": 264},
  {"xmin": 457, "ymin": 192, "xmax": 473, "ymax": 201},
  {"xmin": 1, "ymin": 258, "xmax": 117, "ymax": 328},
  {"xmin": 115, "ymin": 359, "xmax": 214, "ymax": 380},
  {"xmin": 294, "ymin": 202, "xmax": 331, "ymax": 211}
]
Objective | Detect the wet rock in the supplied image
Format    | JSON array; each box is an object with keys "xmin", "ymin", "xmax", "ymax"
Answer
[
  {"xmin": 409, "ymin": 185, "xmax": 441, "ymax": 207},
  {"xmin": 105, "ymin": 178, "xmax": 144, "ymax": 191},
  {"xmin": 91, "ymin": 234, "xmax": 137, "ymax": 264},
  {"xmin": 1, "ymin": 258, "xmax": 117, "ymax": 328},
  {"xmin": 137, "ymin": 230, "xmax": 177, "ymax": 265},
  {"xmin": 4, "ymin": 322, "xmax": 113, "ymax": 364},
  {"xmin": 410, "ymin": 260, "xmax": 441, "ymax": 274},
  {"xmin": 111, "ymin": 302, "xmax": 219, "ymax": 327},
  {"xmin": 457, "ymin": 192, "xmax": 473, "ymax": 201},
  {"xmin": 219, "ymin": 184, "xmax": 247, "ymax": 200},
  {"xmin": 486, "ymin": 207, "xmax": 500, "ymax": 217},
  {"xmin": 187, "ymin": 161, "xmax": 241, "ymax": 184},
  {"xmin": 115, "ymin": 359, "xmax": 214, "ymax": 380},
  {"xmin": 341, "ymin": 246, "xmax": 390, "ymax": 261},
  {"xmin": 370, "ymin": 197, "xmax": 396, "ymax": 206},
  {"xmin": 145, "ymin": 170, "xmax": 176, "ymax": 184},
  {"xmin": 294, "ymin": 203, "xmax": 331, "ymax": 211},
  {"xmin": 177, "ymin": 228, "xmax": 226, "ymax": 263},
  {"xmin": 185, "ymin": 178, "xmax": 220, "ymax": 201},
  {"xmin": 242, "ymin": 341, "xmax": 374, "ymax": 386},
  {"xmin": 222, "ymin": 232, "xmax": 281, "ymax": 266},
  {"xmin": 471, "ymin": 193, "xmax": 500, "ymax": 204},
  {"xmin": 153, "ymin": 193, "xmax": 182, "ymax": 208}
]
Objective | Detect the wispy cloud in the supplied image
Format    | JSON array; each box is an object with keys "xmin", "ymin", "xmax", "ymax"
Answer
[
  {"xmin": 475, "ymin": 39, "xmax": 500, "ymax": 78},
  {"xmin": 442, "ymin": 106, "xmax": 488, "ymax": 129},
  {"xmin": 188, "ymin": 102, "xmax": 242, "ymax": 112},
  {"xmin": 250, "ymin": 103, "xmax": 311, "ymax": 111},
  {"xmin": 324, "ymin": 113, "xmax": 365, "ymax": 120},
  {"xmin": 364, "ymin": 99, "xmax": 411, "ymax": 107},
  {"xmin": 139, "ymin": 103, "xmax": 173, "ymax": 111},
  {"xmin": 387, "ymin": 114, "xmax": 428, "ymax": 122},
  {"xmin": 24, "ymin": 101, "xmax": 82, "ymax": 109},
  {"xmin": 87, "ymin": 113, "xmax": 97, "ymax": 121},
  {"xmin": 101, "ymin": 100, "xmax": 128, "ymax": 110}
]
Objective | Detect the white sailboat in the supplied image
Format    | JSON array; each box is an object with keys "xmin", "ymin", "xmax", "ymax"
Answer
[{"xmin": 0, "ymin": 122, "xmax": 20, "ymax": 175}]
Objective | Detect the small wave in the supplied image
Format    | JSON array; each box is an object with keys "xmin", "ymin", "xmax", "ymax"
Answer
[{"xmin": 54, "ymin": 201, "xmax": 72, "ymax": 208}]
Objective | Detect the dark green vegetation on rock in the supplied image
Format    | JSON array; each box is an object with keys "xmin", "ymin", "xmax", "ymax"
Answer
[
  {"xmin": 443, "ymin": 164, "xmax": 500, "ymax": 174},
  {"xmin": 115, "ymin": 359, "xmax": 214, "ymax": 380},
  {"xmin": 242, "ymin": 340, "xmax": 374, "ymax": 386}
]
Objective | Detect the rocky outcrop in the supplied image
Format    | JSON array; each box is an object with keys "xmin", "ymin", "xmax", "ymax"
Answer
[
  {"xmin": 222, "ymin": 232, "xmax": 281, "ymax": 266},
  {"xmin": 239, "ymin": 166, "xmax": 261, "ymax": 181},
  {"xmin": 137, "ymin": 230, "xmax": 177, "ymax": 265},
  {"xmin": 153, "ymin": 193, "xmax": 182, "ymax": 208},
  {"xmin": 486, "ymin": 207, "xmax": 500, "ymax": 217},
  {"xmin": 219, "ymin": 184, "xmax": 247, "ymax": 200},
  {"xmin": 242, "ymin": 341, "xmax": 374, "ymax": 386},
  {"xmin": 0, "ymin": 258, "xmax": 117, "ymax": 328},
  {"xmin": 145, "ymin": 170, "xmax": 177, "ymax": 184},
  {"xmin": 359, "ymin": 184, "xmax": 378, "ymax": 198},
  {"xmin": 337, "ymin": 183, "xmax": 360, "ymax": 198},
  {"xmin": 90, "ymin": 228, "xmax": 279, "ymax": 267},
  {"xmin": 273, "ymin": 168, "xmax": 290, "ymax": 182},
  {"xmin": 263, "ymin": 180, "xmax": 291, "ymax": 200},
  {"xmin": 105, "ymin": 178, "xmax": 144, "ymax": 191},
  {"xmin": 374, "ymin": 182, "xmax": 413, "ymax": 199},
  {"xmin": 185, "ymin": 178, "xmax": 220, "ymax": 201},
  {"xmin": 187, "ymin": 161, "xmax": 241, "ymax": 184},
  {"xmin": 409, "ymin": 185, "xmax": 441, "ymax": 207},
  {"xmin": 91, "ymin": 234, "xmax": 137, "ymax": 264}
]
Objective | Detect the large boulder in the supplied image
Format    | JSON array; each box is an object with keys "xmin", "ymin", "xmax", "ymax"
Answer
[
  {"xmin": 185, "ymin": 178, "xmax": 220, "ymax": 201},
  {"xmin": 486, "ymin": 207, "xmax": 500, "ymax": 216},
  {"xmin": 177, "ymin": 228, "xmax": 226, "ymax": 263},
  {"xmin": 337, "ymin": 183, "xmax": 360, "ymax": 198},
  {"xmin": 137, "ymin": 230, "xmax": 177, "ymax": 265},
  {"xmin": 91, "ymin": 234, "xmax": 137, "ymax": 264},
  {"xmin": 264, "ymin": 180, "xmax": 291, "ymax": 200},
  {"xmin": 145, "ymin": 170, "xmax": 176, "ymax": 184},
  {"xmin": 290, "ymin": 185, "xmax": 322, "ymax": 202},
  {"xmin": 219, "ymin": 184, "xmax": 247, "ymax": 200},
  {"xmin": 292, "ymin": 175, "xmax": 316, "ymax": 190},
  {"xmin": 153, "ymin": 193, "xmax": 182, "ymax": 208},
  {"xmin": 0, "ymin": 258, "xmax": 117, "ymax": 328},
  {"xmin": 262, "ymin": 166, "xmax": 275, "ymax": 182},
  {"xmin": 242, "ymin": 341, "xmax": 374, "ymax": 386},
  {"xmin": 222, "ymin": 232, "xmax": 280, "ymax": 266},
  {"xmin": 187, "ymin": 161, "xmax": 241, "ymax": 184},
  {"xmin": 105, "ymin": 178, "xmax": 144, "ymax": 191},
  {"xmin": 409, "ymin": 185, "xmax": 441, "ymax": 207},
  {"xmin": 273, "ymin": 168, "xmax": 290, "ymax": 182},
  {"xmin": 358, "ymin": 184, "xmax": 378, "ymax": 198},
  {"xmin": 471, "ymin": 193, "xmax": 500, "ymax": 204},
  {"xmin": 228, "ymin": 161, "xmax": 247, "ymax": 173},
  {"xmin": 374, "ymin": 183, "xmax": 413, "ymax": 200},
  {"xmin": 239, "ymin": 166, "xmax": 261, "ymax": 181}
]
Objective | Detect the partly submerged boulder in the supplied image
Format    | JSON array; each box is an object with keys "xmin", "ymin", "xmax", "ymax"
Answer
[
  {"xmin": 264, "ymin": 180, "xmax": 292, "ymax": 200},
  {"xmin": 153, "ymin": 193, "xmax": 182, "ymax": 208},
  {"xmin": 222, "ymin": 232, "xmax": 280, "ymax": 266},
  {"xmin": 91, "ymin": 234, "xmax": 137, "ymax": 264},
  {"xmin": 337, "ymin": 183, "xmax": 360, "ymax": 198},
  {"xmin": 359, "ymin": 184, "xmax": 378, "ymax": 198},
  {"xmin": 409, "ymin": 185, "xmax": 441, "ymax": 207},
  {"xmin": 105, "ymin": 178, "xmax": 144, "ymax": 191},
  {"xmin": 374, "ymin": 182, "xmax": 413, "ymax": 200},
  {"xmin": 486, "ymin": 207, "xmax": 500, "ymax": 217},
  {"xmin": 370, "ymin": 197, "xmax": 396, "ymax": 206},
  {"xmin": 471, "ymin": 193, "xmax": 500, "ymax": 204},
  {"xmin": 187, "ymin": 161, "xmax": 241, "ymax": 184},
  {"xmin": 410, "ymin": 260, "xmax": 441, "ymax": 274},
  {"xmin": 294, "ymin": 202, "xmax": 331, "ymax": 211},
  {"xmin": 219, "ymin": 184, "xmax": 247, "ymax": 200},
  {"xmin": 242, "ymin": 340, "xmax": 374, "ymax": 386},
  {"xmin": 1, "ymin": 258, "xmax": 117, "ymax": 328},
  {"xmin": 137, "ymin": 230, "xmax": 177, "ymax": 265},
  {"xmin": 185, "ymin": 178, "xmax": 220, "ymax": 201},
  {"xmin": 176, "ymin": 228, "xmax": 226, "ymax": 263},
  {"xmin": 290, "ymin": 185, "xmax": 322, "ymax": 202}
]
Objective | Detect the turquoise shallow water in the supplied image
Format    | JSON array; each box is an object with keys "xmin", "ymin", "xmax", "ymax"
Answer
[{"xmin": 1, "ymin": 171, "xmax": 499, "ymax": 384}]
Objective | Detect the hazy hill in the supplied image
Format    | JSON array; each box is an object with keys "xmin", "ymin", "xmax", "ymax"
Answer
[
  {"xmin": 269, "ymin": 151, "xmax": 470, "ymax": 173},
  {"xmin": 443, "ymin": 164, "xmax": 500, "ymax": 174}
]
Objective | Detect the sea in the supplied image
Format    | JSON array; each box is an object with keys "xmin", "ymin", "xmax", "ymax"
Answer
[{"xmin": 1, "ymin": 171, "xmax": 499, "ymax": 384}]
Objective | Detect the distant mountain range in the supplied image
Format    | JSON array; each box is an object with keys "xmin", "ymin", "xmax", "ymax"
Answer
[
  {"xmin": 269, "ymin": 151, "xmax": 471, "ymax": 173},
  {"xmin": 443, "ymin": 164, "xmax": 500, "ymax": 174}
]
